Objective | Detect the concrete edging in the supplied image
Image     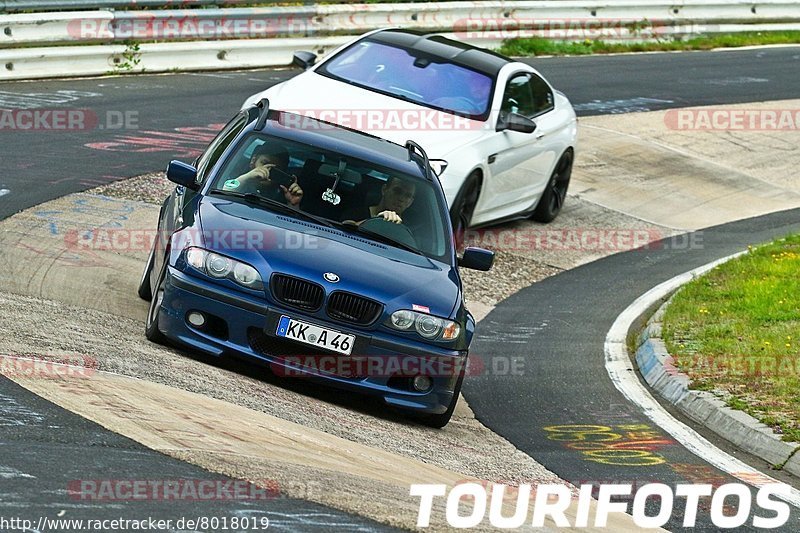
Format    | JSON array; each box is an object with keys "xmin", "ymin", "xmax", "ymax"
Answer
[{"xmin": 634, "ymin": 272, "xmax": 800, "ymax": 478}]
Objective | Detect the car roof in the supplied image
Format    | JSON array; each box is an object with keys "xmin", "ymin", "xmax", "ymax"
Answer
[
  {"xmin": 367, "ymin": 28, "xmax": 512, "ymax": 77},
  {"xmin": 254, "ymin": 110, "xmax": 429, "ymax": 180}
]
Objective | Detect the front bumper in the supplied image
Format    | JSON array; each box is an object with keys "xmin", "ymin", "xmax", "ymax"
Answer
[{"xmin": 159, "ymin": 267, "xmax": 466, "ymax": 415}]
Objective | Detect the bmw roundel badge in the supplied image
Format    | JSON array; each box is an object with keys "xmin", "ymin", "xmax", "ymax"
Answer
[{"xmin": 323, "ymin": 272, "xmax": 340, "ymax": 283}]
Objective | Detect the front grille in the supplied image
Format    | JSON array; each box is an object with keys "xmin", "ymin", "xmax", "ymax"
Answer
[
  {"xmin": 247, "ymin": 328, "xmax": 363, "ymax": 379},
  {"xmin": 270, "ymin": 274, "xmax": 324, "ymax": 311},
  {"xmin": 326, "ymin": 291, "xmax": 383, "ymax": 326}
]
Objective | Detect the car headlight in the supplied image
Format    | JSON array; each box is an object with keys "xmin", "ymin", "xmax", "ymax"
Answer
[
  {"xmin": 233, "ymin": 262, "xmax": 261, "ymax": 288},
  {"xmin": 390, "ymin": 310, "xmax": 415, "ymax": 329},
  {"xmin": 184, "ymin": 247, "xmax": 263, "ymax": 290},
  {"xmin": 387, "ymin": 309, "xmax": 461, "ymax": 341},
  {"xmin": 206, "ymin": 253, "xmax": 232, "ymax": 278}
]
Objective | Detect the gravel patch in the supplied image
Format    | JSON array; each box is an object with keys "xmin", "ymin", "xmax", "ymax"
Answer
[
  {"xmin": 461, "ymin": 251, "xmax": 561, "ymax": 306},
  {"xmin": 92, "ymin": 172, "xmax": 172, "ymax": 205}
]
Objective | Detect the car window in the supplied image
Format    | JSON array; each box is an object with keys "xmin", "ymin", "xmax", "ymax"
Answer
[
  {"xmin": 195, "ymin": 113, "xmax": 248, "ymax": 185},
  {"xmin": 211, "ymin": 133, "xmax": 450, "ymax": 261},
  {"xmin": 318, "ymin": 40, "xmax": 494, "ymax": 120},
  {"xmin": 501, "ymin": 73, "xmax": 554, "ymax": 118},
  {"xmin": 529, "ymin": 73, "xmax": 555, "ymax": 116},
  {"xmin": 501, "ymin": 74, "xmax": 535, "ymax": 117}
]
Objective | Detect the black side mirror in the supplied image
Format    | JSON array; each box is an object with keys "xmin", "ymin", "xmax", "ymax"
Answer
[
  {"xmin": 292, "ymin": 51, "xmax": 317, "ymax": 70},
  {"xmin": 166, "ymin": 160, "xmax": 198, "ymax": 189},
  {"xmin": 458, "ymin": 247, "xmax": 494, "ymax": 271},
  {"xmin": 496, "ymin": 112, "xmax": 537, "ymax": 134}
]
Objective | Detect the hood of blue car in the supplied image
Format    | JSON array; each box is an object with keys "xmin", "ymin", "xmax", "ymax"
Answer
[{"xmin": 196, "ymin": 196, "xmax": 460, "ymax": 318}]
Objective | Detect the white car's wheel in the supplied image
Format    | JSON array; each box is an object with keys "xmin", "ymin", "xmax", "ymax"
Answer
[{"xmin": 532, "ymin": 150, "xmax": 573, "ymax": 223}]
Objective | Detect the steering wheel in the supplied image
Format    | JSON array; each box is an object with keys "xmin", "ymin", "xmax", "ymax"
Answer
[{"xmin": 360, "ymin": 217, "xmax": 418, "ymax": 250}]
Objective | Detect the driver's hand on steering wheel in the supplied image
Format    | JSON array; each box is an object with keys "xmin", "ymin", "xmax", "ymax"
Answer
[{"xmin": 377, "ymin": 210, "xmax": 402, "ymax": 224}]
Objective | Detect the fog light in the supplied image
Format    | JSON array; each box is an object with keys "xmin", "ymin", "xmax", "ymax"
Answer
[
  {"xmin": 412, "ymin": 375, "xmax": 433, "ymax": 392},
  {"xmin": 187, "ymin": 311, "xmax": 206, "ymax": 327}
]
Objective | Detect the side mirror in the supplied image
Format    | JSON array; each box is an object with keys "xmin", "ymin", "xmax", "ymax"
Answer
[
  {"xmin": 292, "ymin": 51, "xmax": 317, "ymax": 70},
  {"xmin": 458, "ymin": 247, "xmax": 494, "ymax": 271},
  {"xmin": 166, "ymin": 160, "xmax": 198, "ymax": 189},
  {"xmin": 496, "ymin": 112, "xmax": 536, "ymax": 134}
]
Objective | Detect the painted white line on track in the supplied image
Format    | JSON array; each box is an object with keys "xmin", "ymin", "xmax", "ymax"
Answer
[
  {"xmin": 0, "ymin": 189, "xmax": 9, "ymax": 197},
  {"xmin": 604, "ymin": 250, "xmax": 800, "ymax": 508}
]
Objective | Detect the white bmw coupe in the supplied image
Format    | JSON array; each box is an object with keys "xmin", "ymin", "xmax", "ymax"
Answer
[{"xmin": 243, "ymin": 29, "xmax": 577, "ymax": 235}]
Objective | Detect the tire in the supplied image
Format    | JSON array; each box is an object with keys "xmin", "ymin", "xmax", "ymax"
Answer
[
  {"xmin": 450, "ymin": 173, "xmax": 480, "ymax": 252},
  {"xmin": 145, "ymin": 260, "xmax": 168, "ymax": 344},
  {"xmin": 532, "ymin": 150, "xmax": 573, "ymax": 223},
  {"xmin": 417, "ymin": 364, "xmax": 466, "ymax": 429},
  {"xmin": 137, "ymin": 242, "xmax": 156, "ymax": 301}
]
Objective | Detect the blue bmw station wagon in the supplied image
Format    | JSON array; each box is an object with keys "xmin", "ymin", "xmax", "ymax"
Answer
[{"xmin": 139, "ymin": 100, "xmax": 493, "ymax": 427}]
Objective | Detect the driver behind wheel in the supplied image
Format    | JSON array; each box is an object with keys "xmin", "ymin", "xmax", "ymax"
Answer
[
  {"xmin": 342, "ymin": 176, "xmax": 416, "ymax": 225},
  {"xmin": 223, "ymin": 144, "xmax": 303, "ymax": 206}
]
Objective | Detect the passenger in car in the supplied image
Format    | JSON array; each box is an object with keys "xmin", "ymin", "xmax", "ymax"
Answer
[
  {"xmin": 342, "ymin": 176, "xmax": 416, "ymax": 225},
  {"xmin": 223, "ymin": 145, "xmax": 304, "ymax": 205}
]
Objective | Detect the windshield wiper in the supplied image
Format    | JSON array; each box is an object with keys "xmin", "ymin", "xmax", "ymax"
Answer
[
  {"xmin": 208, "ymin": 190, "xmax": 337, "ymax": 229},
  {"xmin": 341, "ymin": 221, "xmax": 423, "ymax": 255}
]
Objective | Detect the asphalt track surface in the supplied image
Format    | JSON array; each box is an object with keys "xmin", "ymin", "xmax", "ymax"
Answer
[
  {"xmin": 464, "ymin": 210, "xmax": 800, "ymax": 532},
  {"xmin": 1, "ymin": 46, "xmax": 799, "ymax": 530}
]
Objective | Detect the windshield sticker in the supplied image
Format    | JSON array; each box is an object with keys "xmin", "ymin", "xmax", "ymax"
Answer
[{"xmin": 223, "ymin": 179, "xmax": 240, "ymax": 190}]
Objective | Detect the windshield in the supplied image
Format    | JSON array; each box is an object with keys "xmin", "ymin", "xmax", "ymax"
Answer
[
  {"xmin": 318, "ymin": 40, "xmax": 493, "ymax": 120},
  {"xmin": 209, "ymin": 133, "xmax": 451, "ymax": 261}
]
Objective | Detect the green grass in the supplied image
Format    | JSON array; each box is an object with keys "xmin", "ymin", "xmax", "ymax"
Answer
[
  {"xmin": 499, "ymin": 31, "xmax": 800, "ymax": 57},
  {"xmin": 662, "ymin": 235, "xmax": 800, "ymax": 442}
]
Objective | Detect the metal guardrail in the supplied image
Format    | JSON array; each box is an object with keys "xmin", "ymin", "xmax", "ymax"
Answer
[
  {"xmin": 0, "ymin": 0, "xmax": 302, "ymax": 12},
  {"xmin": 1, "ymin": 1, "xmax": 799, "ymax": 80}
]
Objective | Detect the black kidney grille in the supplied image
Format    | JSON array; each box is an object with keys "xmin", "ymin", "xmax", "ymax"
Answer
[
  {"xmin": 327, "ymin": 291, "xmax": 383, "ymax": 325},
  {"xmin": 271, "ymin": 274, "xmax": 324, "ymax": 311}
]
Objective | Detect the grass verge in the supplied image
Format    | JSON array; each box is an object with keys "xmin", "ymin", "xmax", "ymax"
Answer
[
  {"xmin": 499, "ymin": 31, "xmax": 800, "ymax": 56},
  {"xmin": 662, "ymin": 234, "xmax": 800, "ymax": 442}
]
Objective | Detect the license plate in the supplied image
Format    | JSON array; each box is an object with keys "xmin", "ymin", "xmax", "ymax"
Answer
[{"xmin": 276, "ymin": 315, "xmax": 355, "ymax": 355}]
